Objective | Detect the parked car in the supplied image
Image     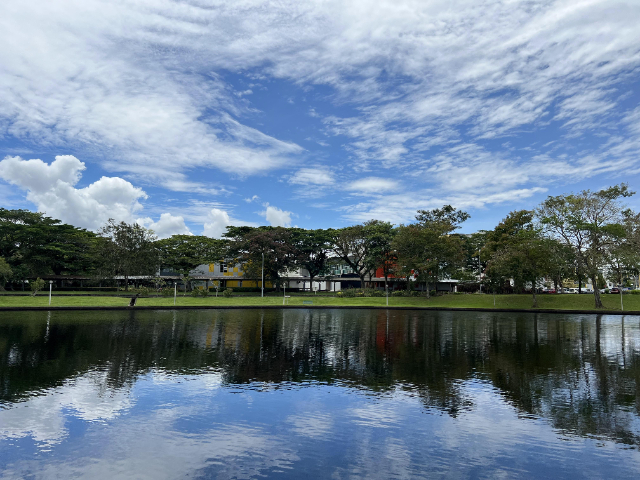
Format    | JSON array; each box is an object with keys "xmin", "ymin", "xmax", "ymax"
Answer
[{"xmin": 610, "ymin": 287, "xmax": 620, "ymax": 294}]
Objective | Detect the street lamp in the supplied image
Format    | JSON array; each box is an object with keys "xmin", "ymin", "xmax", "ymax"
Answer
[
  {"xmin": 49, "ymin": 280, "xmax": 53, "ymax": 306},
  {"xmin": 174, "ymin": 282, "xmax": 177, "ymax": 306},
  {"xmin": 261, "ymin": 252, "xmax": 264, "ymax": 298}
]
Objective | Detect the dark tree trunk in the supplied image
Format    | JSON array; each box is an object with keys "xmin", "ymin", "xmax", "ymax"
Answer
[{"xmin": 592, "ymin": 274, "xmax": 603, "ymax": 308}]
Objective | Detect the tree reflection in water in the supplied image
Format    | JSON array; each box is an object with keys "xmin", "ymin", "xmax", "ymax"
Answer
[{"xmin": 1, "ymin": 309, "xmax": 639, "ymax": 447}]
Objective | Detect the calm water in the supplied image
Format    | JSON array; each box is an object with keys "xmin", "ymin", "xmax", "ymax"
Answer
[{"xmin": 1, "ymin": 309, "xmax": 640, "ymax": 479}]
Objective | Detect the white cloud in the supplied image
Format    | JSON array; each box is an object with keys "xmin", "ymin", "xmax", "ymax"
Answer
[
  {"xmin": 202, "ymin": 208, "xmax": 256, "ymax": 238},
  {"xmin": 262, "ymin": 204, "xmax": 293, "ymax": 227},
  {"xmin": 0, "ymin": 155, "xmax": 146, "ymax": 230},
  {"xmin": 289, "ymin": 168, "xmax": 335, "ymax": 186},
  {"xmin": 244, "ymin": 195, "xmax": 259, "ymax": 203},
  {"xmin": 203, "ymin": 208, "xmax": 233, "ymax": 238},
  {"xmin": 137, "ymin": 213, "xmax": 192, "ymax": 239},
  {"xmin": 346, "ymin": 177, "xmax": 399, "ymax": 194},
  {"xmin": 1, "ymin": 0, "xmax": 639, "ymax": 223}
]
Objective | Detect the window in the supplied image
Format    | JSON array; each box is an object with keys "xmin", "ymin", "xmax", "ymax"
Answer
[{"xmin": 220, "ymin": 263, "xmax": 227, "ymax": 273}]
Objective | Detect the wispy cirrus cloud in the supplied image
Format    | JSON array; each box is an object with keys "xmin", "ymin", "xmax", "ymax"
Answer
[{"xmin": 1, "ymin": 0, "xmax": 639, "ymax": 229}]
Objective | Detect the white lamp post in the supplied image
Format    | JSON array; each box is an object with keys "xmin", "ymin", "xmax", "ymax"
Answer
[
  {"xmin": 174, "ymin": 282, "xmax": 177, "ymax": 306},
  {"xmin": 49, "ymin": 280, "xmax": 53, "ymax": 306},
  {"xmin": 261, "ymin": 252, "xmax": 264, "ymax": 298}
]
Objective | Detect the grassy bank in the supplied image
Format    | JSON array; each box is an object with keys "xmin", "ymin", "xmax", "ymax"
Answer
[{"xmin": 0, "ymin": 293, "xmax": 637, "ymax": 311}]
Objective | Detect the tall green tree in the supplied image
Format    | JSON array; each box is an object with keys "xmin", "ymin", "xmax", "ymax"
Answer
[
  {"xmin": 0, "ymin": 209, "xmax": 98, "ymax": 282},
  {"xmin": 393, "ymin": 206, "xmax": 469, "ymax": 297},
  {"xmin": 224, "ymin": 226, "xmax": 298, "ymax": 290},
  {"xmin": 97, "ymin": 219, "xmax": 159, "ymax": 291},
  {"xmin": 292, "ymin": 229, "xmax": 332, "ymax": 291},
  {"xmin": 486, "ymin": 228, "xmax": 558, "ymax": 308},
  {"xmin": 331, "ymin": 224, "xmax": 373, "ymax": 288},
  {"xmin": 156, "ymin": 235, "xmax": 226, "ymax": 276},
  {"xmin": 482, "ymin": 210, "xmax": 537, "ymax": 293},
  {"xmin": 364, "ymin": 220, "xmax": 397, "ymax": 292},
  {"xmin": 537, "ymin": 184, "xmax": 634, "ymax": 308}
]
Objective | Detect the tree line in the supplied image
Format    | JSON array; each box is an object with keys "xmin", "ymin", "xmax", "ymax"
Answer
[{"xmin": 1, "ymin": 184, "xmax": 638, "ymax": 307}]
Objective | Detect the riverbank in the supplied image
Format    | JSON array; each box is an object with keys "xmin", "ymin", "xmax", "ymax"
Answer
[{"xmin": 0, "ymin": 293, "xmax": 637, "ymax": 312}]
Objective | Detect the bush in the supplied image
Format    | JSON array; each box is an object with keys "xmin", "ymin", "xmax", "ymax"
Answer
[
  {"xmin": 222, "ymin": 288, "xmax": 233, "ymax": 297},
  {"xmin": 190, "ymin": 289, "xmax": 201, "ymax": 297},
  {"xmin": 132, "ymin": 287, "xmax": 151, "ymax": 296},
  {"xmin": 161, "ymin": 288, "xmax": 173, "ymax": 297}
]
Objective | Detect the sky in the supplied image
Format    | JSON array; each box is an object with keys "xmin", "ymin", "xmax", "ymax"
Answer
[{"xmin": 0, "ymin": 0, "xmax": 639, "ymax": 238}]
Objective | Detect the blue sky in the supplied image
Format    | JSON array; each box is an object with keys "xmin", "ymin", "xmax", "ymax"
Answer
[{"xmin": 1, "ymin": 0, "xmax": 639, "ymax": 238}]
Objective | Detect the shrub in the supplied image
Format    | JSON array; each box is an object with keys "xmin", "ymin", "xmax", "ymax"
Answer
[
  {"xmin": 161, "ymin": 288, "xmax": 173, "ymax": 297},
  {"xmin": 190, "ymin": 289, "xmax": 201, "ymax": 297},
  {"xmin": 222, "ymin": 288, "xmax": 233, "ymax": 297},
  {"xmin": 133, "ymin": 287, "xmax": 151, "ymax": 296}
]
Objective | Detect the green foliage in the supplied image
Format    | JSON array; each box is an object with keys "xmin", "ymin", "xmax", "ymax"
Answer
[
  {"xmin": 338, "ymin": 288, "xmax": 385, "ymax": 298},
  {"xmin": 292, "ymin": 228, "xmax": 333, "ymax": 285},
  {"xmin": 161, "ymin": 288, "xmax": 173, "ymax": 297},
  {"xmin": 189, "ymin": 288, "xmax": 209, "ymax": 298},
  {"xmin": 0, "ymin": 208, "xmax": 98, "ymax": 280},
  {"xmin": 222, "ymin": 288, "xmax": 233, "ymax": 297},
  {"xmin": 537, "ymin": 184, "xmax": 636, "ymax": 308},
  {"xmin": 30, "ymin": 277, "xmax": 45, "ymax": 295},
  {"xmin": 155, "ymin": 235, "xmax": 226, "ymax": 276},
  {"xmin": 0, "ymin": 257, "xmax": 12, "ymax": 289},
  {"xmin": 132, "ymin": 287, "xmax": 151, "ymax": 296},
  {"xmin": 224, "ymin": 226, "xmax": 298, "ymax": 289},
  {"xmin": 392, "ymin": 205, "xmax": 469, "ymax": 298},
  {"xmin": 97, "ymin": 219, "xmax": 158, "ymax": 290}
]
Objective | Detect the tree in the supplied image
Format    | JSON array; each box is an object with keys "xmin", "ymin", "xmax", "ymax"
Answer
[
  {"xmin": 156, "ymin": 235, "xmax": 226, "ymax": 290},
  {"xmin": 606, "ymin": 211, "xmax": 640, "ymax": 309},
  {"xmin": 331, "ymin": 225, "xmax": 373, "ymax": 288},
  {"xmin": 292, "ymin": 229, "xmax": 332, "ymax": 292},
  {"xmin": 30, "ymin": 277, "xmax": 45, "ymax": 296},
  {"xmin": 537, "ymin": 184, "xmax": 635, "ymax": 308},
  {"xmin": 364, "ymin": 220, "xmax": 397, "ymax": 293},
  {"xmin": 0, "ymin": 258, "xmax": 12, "ymax": 290},
  {"xmin": 393, "ymin": 206, "xmax": 469, "ymax": 297},
  {"xmin": 486, "ymin": 228, "xmax": 557, "ymax": 308},
  {"xmin": 224, "ymin": 226, "xmax": 298, "ymax": 290},
  {"xmin": 482, "ymin": 210, "xmax": 536, "ymax": 293},
  {"xmin": 97, "ymin": 219, "xmax": 159, "ymax": 291},
  {"xmin": 0, "ymin": 209, "xmax": 99, "ymax": 283}
]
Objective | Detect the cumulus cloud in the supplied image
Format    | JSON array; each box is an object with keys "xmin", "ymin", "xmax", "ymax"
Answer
[
  {"xmin": 137, "ymin": 213, "xmax": 192, "ymax": 239},
  {"xmin": 262, "ymin": 204, "xmax": 293, "ymax": 227},
  {"xmin": 202, "ymin": 208, "xmax": 256, "ymax": 238},
  {"xmin": 0, "ymin": 155, "xmax": 147, "ymax": 230}
]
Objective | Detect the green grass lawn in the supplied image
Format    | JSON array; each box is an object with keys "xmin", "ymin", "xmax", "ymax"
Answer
[{"xmin": 0, "ymin": 293, "xmax": 638, "ymax": 311}]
